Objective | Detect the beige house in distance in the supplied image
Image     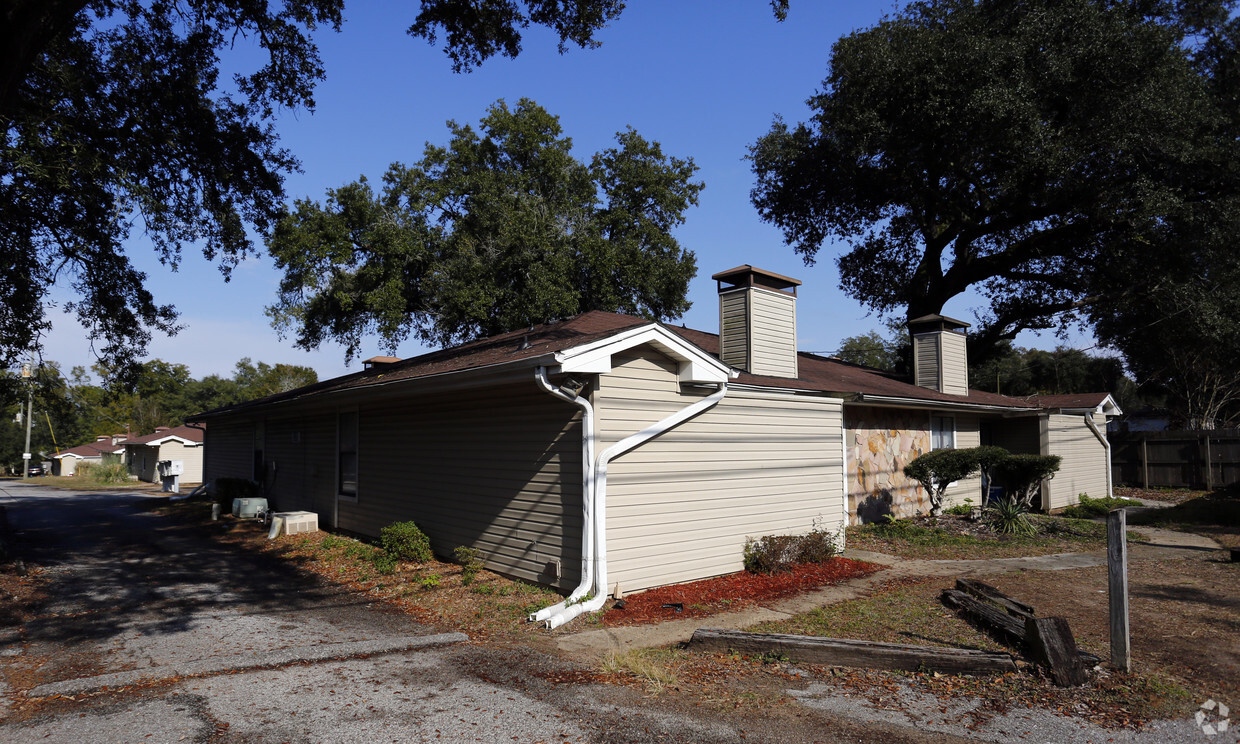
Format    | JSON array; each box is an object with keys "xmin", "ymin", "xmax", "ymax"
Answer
[
  {"xmin": 125, "ymin": 425, "xmax": 206, "ymax": 484},
  {"xmin": 195, "ymin": 265, "xmax": 1118, "ymax": 602},
  {"xmin": 52, "ymin": 435, "xmax": 127, "ymax": 476}
]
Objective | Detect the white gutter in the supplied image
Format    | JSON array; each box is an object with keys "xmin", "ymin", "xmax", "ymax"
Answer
[
  {"xmin": 1084, "ymin": 412, "xmax": 1114, "ymax": 498},
  {"xmin": 544, "ymin": 382, "xmax": 729, "ymax": 629},
  {"xmin": 530, "ymin": 367, "xmax": 597, "ymax": 622}
]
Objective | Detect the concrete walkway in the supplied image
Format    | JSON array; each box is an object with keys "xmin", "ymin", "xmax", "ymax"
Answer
[{"xmin": 556, "ymin": 526, "xmax": 1223, "ymax": 657}]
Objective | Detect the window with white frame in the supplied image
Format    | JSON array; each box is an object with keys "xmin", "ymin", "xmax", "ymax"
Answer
[
  {"xmin": 930, "ymin": 414, "xmax": 955, "ymax": 450},
  {"xmin": 338, "ymin": 411, "xmax": 358, "ymax": 498}
]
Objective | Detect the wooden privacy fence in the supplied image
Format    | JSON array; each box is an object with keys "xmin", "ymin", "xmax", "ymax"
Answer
[{"xmin": 1108, "ymin": 430, "xmax": 1240, "ymax": 490}]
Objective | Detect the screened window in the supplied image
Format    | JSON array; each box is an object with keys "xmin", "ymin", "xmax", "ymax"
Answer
[
  {"xmin": 338, "ymin": 412, "xmax": 358, "ymax": 497},
  {"xmin": 931, "ymin": 415, "xmax": 955, "ymax": 450}
]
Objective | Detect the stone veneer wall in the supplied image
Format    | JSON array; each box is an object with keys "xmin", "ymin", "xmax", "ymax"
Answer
[{"xmin": 846, "ymin": 407, "xmax": 932, "ymax": 523}]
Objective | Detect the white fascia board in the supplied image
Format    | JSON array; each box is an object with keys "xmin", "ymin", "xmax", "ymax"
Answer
[
  {"xmin": 147, "ymin": 435, "xmax": 198, "ymax": 447},
  {"xmin": 553, "ymin": 324, "xmax": 731, "ymax": 383},
  {"xmin": 54, "ymin": 452, "xmax": 84, "ymax": 460}
]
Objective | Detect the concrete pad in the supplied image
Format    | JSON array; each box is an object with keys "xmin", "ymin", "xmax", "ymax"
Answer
[{"xmin": 3, "ymin": 698, "xmax": 208, "ymax": 744}]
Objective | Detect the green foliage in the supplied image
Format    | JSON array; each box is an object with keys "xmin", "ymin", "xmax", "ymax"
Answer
[
  {"xmin": 380, "ymin": 521, "xmax": 433, "ymax": 563},
  {"xmin": 991, "ymin": 454, "xmax": 1062, "ymax": 509},
  {"xmin": 213, "ymin": 478, "xmax": 259, "ymax": 510},
  {"xmin": 1060, "ymin": 494, "xmax": 1145, "ymax": 520},
  {"xmin": 2, "ymin": 1, "xmax": 635, "ymax": 371},
  {"xmin": 454, "ymin": 545, "xmax": 484, "ymax": 586},
  {"xmin": 903, "ymin": 448, "xmax": 988, "ymax": 516},
  {"xmin": 416, "ymin": 574, "xmax": 442, "ymax": 590},
  {"xmin": 370, "ymin": 552, "xmax": 398, "ymax": 576},
  {"xmin": 266, "ymin": 98, "xmax": 704, "ymax": 359},
  {"xmin": 75, "ymin": 461, "xmax": 130, "ymax": 486},
  {"xmin": 835, "ymin": 331, "xmax": 899, "ymax": 371},
  {"xmin": 749, "ymin": 0, "xmax": 1240, "ymax": 352},
  {"xmin": 944, "ymin": 504, "xmax": 974, "ymax": 516},
  {"xmin": 743, "ymin": 530, "xmax": 839, "ymax": 574},
  {"xmin": 987, "ymin": 497, "xmax": 1035, "ymax": 536}
]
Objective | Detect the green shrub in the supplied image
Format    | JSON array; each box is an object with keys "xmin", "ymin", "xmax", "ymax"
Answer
[
  {"xmin": 1060, "ymin": 494, "xmax": 1144, "ymax": 519},
  {"xmin": 416, "ymin": 574, "xmax": 441, "ymax": 589},
  {"xmin": 904, "ymin": 447, "xmax": 995, "ymax": 516},
  {"xmin": 987, "ymin": 496, "xmax": 1035, "ymax": 536},
  {"xmin": 992, "ymin": 454, "xmax": 1062, "ymax": 509},
  {"xmin": 944, "ymin": 503, "xmax": 973, "ymax": 516},
  {"xmin": 380, "ymin": 521, "xmax": 432, "ymax": 563},
  {"xmin": 371, "ymin": 552, "xmax": 398, "ymax": 575},
  {"xmin": 743, "ymin": 530, "xmax": 839, "ymax": 574},
  {"xmin": 454, "ymin": 545, "xmax": 484, "ymax": 585},
  {"xmin": 213, "ymin": 478, "xmax": 259, "ymax": 510}
]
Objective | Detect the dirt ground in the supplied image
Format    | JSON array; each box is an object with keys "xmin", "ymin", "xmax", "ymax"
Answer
[{"xmin": 978, "ymin": 551, "xmax": 1240, "ymax": 712}]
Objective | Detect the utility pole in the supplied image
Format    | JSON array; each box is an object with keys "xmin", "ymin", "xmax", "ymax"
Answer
[{"xmin": 21, "ymin": 351, "xmax": 33, "ymax": 479}]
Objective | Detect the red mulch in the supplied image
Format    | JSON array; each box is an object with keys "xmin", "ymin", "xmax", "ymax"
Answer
[{"xmin": 601, "ymin": 558, "xmax": 883, "ymax": 627}]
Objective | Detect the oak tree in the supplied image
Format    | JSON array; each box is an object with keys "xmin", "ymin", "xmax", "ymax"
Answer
[
  {"xmin": 750, "ymin": 0, "xmax": 1240, "ymax": 353},
  {"xmin": 266, "ymin": 98, "xmax": 703, "ymax": 358}
]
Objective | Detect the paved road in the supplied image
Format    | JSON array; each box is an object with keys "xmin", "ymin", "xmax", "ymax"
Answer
[{"xmin": 0, "ymin": 483, "xmax": 968, "ymax": 744}]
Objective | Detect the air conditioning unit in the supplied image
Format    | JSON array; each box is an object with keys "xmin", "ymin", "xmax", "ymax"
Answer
[{"xmin": 232, "ymin": 497, "xmax": 268, "ymax": 519}]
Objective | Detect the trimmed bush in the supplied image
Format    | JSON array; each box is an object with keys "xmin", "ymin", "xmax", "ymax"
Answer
[
  {"xmin": 992, "ymin": 454, "xmax": 1062, "ymax": 509},
  {"xmin": 380, "ymin": 521, "xmax": 432, "ymax": 563},
  {"xmin": 743, "ymin": 529, "xmax": 839, "ymax": 574},
  {"xmin": 903, "ymin": 447, "xmax": 989, "ymax": 516}
]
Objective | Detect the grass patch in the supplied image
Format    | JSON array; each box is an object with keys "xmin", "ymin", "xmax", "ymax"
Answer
[
  {"xmin": 1060, "ymin": 494, "xmax": 1145, "ymax": 519},
  {"xmin": 74, "ymin": 461, "xmax": 131, "ymax": 486},
  {"xmin": 600, "ymin": 648, "xmax": 681, "ymax": 694},
  {"xmin": 750, "ymin": 577, "xmax": 1006, "ymax": 653}
]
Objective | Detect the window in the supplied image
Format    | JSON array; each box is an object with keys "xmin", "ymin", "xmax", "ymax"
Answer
[
  {"xmin": 931, "ymin": 415, "xmax": 955, "ymax": 450},
  {"xmin": 338, "ymin": 411, "xmax": 359, "ymax": 498}
]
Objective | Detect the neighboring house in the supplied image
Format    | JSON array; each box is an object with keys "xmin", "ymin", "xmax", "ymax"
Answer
[
  {"xmin": 195, "ymin": 265, "xmax": 1119, "ymax": 598},
  {"xmin": 52, "ymin": 435, "xmax": 127, "ymax": 476},
  {"xmin": 124, "ymin": 425, "xmax": 206, "ymax": 483}
]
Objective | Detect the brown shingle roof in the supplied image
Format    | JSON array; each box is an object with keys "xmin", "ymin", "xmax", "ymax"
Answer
[
  {"xmin": 126, "ymin": 424, "xmax": 205, "ymax": 445},
  {"xmin": 1026, "ymin": 393, "xmax": 1113, "ymax": 410},
  {"xmin": 197, "ymin": 310, "xmax": 1046, "ymax": 417}
]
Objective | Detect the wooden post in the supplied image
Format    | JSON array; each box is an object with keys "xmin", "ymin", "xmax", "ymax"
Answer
[
  {"xmin": 1204, "ymin": 434, "xmax": 1214, "ymax": 491},
  {"xmin": 1140, "ymin": 437, "xmax": 1149, "ymax": 489},
  {"xmin": 1108, "ymin": 509, "xmax": 1131, "ymax": 671}
]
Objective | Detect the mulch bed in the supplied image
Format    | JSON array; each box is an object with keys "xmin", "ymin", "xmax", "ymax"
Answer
[{"xmin": 601, "ymin": 557, "xmax": 883, "ymax": 627}]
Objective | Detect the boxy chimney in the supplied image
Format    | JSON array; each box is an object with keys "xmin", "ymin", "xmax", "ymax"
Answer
[
  {"xmin": 713, "ymin": 265, "xmax": 800, "ymax": 378},
  {"xmin": 908, "ymin": 314, "xmax": 970, "ymax": 396}
]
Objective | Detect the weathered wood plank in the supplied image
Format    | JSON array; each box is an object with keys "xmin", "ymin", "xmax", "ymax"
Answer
[
  {"xmin": 687, "ymin": 628, "xmax": 1017, "ymax": 675},
  {"xmin": 956, "ymin": 579, "xmax": 1035, "ymax": 619},
  {"xmin": 1025, "ymin": 616, "xmax": 1087, "ymax": 687},
  {"xmin": 1108, "ymin": 510, "xmax": 1132, "ymax": 671},
  {"xmin": 941, "ymin": 589, "xmax": 1026, "ymax": 646}
]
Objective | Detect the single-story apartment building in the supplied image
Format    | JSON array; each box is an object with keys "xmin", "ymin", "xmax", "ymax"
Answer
[
  {"xmin": 52, "ymin": 434, "xmax": 127, "ymax": 476},
  {"xmin": 195, "ymin": 265, "xmax": 1118, "ymax": 608},
  {"xmin": 124, "ymin": 425, "xmax": 206, "ymax": 483}
]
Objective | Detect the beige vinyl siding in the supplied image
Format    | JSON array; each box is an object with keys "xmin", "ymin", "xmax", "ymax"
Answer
[
  {"xmin": 156, "ymin": 440, "xmax": 204, "ymax": 482},
  {"xmin": 943, "ymin": 414, "xmax": 983, "ymax": 507},
  {"xmin": 718, "ymin": 289, "xmax": 749, "ymax": 369},
  {"xmin": 597, "ymin": 347, "xmax": 844, "ymax": 595},
  {"xmin": 333, "ymin": 382, "xmax": 582, "ymax": 589},
  {"xmin": 938, "ymin": 332, "xmax": 969, "ymax": 396},
  {"xmin": 261, "ymin": 416, "xmax": 336, "ymax": 519},
  {"xmin": 1042, "ymin": 414, "xmax": 1108, "ymax": 510},
  {"xmin": 205, "ymin": 420, "xmax": 254, "ymax": 483},
  {"xmin": 748, "ymin": 288, "xmax": 798, "ymax": 378},
  {"xmin": 913, "ymin": 333, "xmax": 941, "ymax": 390}
]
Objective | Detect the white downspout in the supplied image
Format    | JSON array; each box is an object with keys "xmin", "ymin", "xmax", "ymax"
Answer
[
  {"xmin": 1084, "ymin": 411, "xmax": 1114, "ymax": 498},
  {"xmin": 544, "ymin": 382, "xmax": 728, "ymax": 629},
  {"xmin": 530, "ymin": 367, "xmax": 596, "ymax": 623}
]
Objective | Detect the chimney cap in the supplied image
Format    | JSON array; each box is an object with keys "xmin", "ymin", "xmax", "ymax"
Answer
[
  {"xmin": 907, "ymin": 314, "xmax": 970, "ymax": 333},
  {"xmin": 363, "ymin": 356, "xmax": 401, "ymax": 370},
  {"xmin": 711, "ymin": 265, "xmax": 801, "ymax": 294}
]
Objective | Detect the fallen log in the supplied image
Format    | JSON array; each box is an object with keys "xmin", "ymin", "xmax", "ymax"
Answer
[
  {"xmin": 687, "ymin": 628, "xmax": 1018, "ymax": 675},
  {"xmin": 941, "ymin": 589, "xmax": 1101, "ymax": 669},
  {"xmin": 941, "ymin": 589, "xmax": 1025, "ymax": 646},
  {"xmin": 955, "ymin": 579, "xmax": 1035, "ymax": 620}
]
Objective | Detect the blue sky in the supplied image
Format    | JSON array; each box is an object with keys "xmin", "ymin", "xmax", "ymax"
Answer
[{"xmin": 44, "ymin": 1, "xmax": 1088, "ymax": 381}]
